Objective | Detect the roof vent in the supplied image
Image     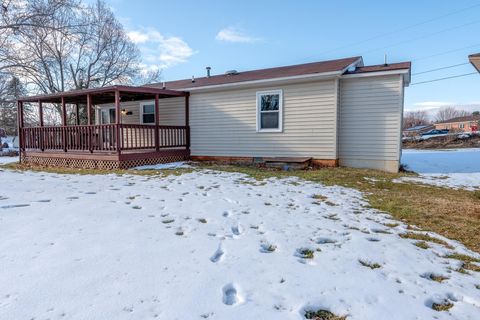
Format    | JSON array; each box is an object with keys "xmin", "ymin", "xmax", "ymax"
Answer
[
  {"xmin": 191, "ymin": 75, "xmax": 195, "ymax": 83},
  {"xmin": 206, "ymin": 66, "xmax": 211, "ymax": 78},
  {"xmin": 225, "ymin": 70, "xmax": 239, "ymax": 76}
]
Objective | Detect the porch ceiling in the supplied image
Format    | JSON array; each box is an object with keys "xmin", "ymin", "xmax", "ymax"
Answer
[{"xmin": 18, "ymin": 85, "xmax": 188, "ymax": 104}]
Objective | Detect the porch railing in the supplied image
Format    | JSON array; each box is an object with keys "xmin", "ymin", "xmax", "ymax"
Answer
[{"xmin": 21, "ymin": 124, "xmax": 189, "ymax": 153}]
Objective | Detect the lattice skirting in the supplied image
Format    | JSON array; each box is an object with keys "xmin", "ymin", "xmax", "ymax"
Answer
[{"xmin": 22, "ymin": 152, "xmax": 189, "ymax": 170}]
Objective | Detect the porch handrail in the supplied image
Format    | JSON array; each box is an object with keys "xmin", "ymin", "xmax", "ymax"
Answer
[{"xmin": 21, "ymin": 124, "xmax": 189, "ymax": 153}]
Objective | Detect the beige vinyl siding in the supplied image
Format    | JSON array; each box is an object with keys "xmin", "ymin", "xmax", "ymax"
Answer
[
  {"xmin": 189, "ymin": 80, "xmax": 337, "ymax": 158},
  {"xmin": 96, "ymin": 97, "xmax": 185, "ymax": 147},
  {"xmin": 96, "ymin": 97, "xmax": 185, "ymax": 125},
  {"xmin": 338, "ymin": 74, "xmax": 403, "ymax": 172}
]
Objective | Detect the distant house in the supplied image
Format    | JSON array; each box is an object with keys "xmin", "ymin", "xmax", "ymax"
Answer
[
  {"xmin": 402, "ymin": 124, "xmax": 434, "ymax": 137},
  {"xmin": 17, "ymin": 56, "xmax": 411, "ymax": 172},
  {"xmin": 434, "ymin": 115, "xmax": 480, "ymax": 132}
]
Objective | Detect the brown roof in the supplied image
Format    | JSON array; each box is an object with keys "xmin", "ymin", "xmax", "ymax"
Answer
[
  {"xmin": 18, "ymin": 85, "xmax": 187, "ymax": 104},
  {"xmin": 344, "ymin": 62, "xmax": 412, "ymax": 74},
  {"xmin": 148, "ymin": 56, "xmax": 363, "ymax": 90},
  {"xmin": 436, "ymin": 114, "xmax": 480, "ymax": 124}
]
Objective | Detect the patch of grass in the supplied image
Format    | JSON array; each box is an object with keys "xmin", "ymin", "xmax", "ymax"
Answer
[
  {"xmin": 444, "ymin": 253, "xmax": 480, "ymax": 263},
  {"xmin": 383, "ymin": 222, "xmax": 399, "ymax": 228},
  {"xmin": 304, "ymin": 309, "xmax": 346, "ymax": 320},
  {"xmin": 414, "ymin": 241, "xmax": 430, "ymax": 249},
  {"xmin": 428, "ymin": 273, "xmax": 449, "ymax": 283},
  {"xmin": 475, "ymin": 284, "xmax": 480, "ymax": 290},
  {"xmin": 431, "ymin": 301, "xmax": 454, "ymax": 312},
  {"xmin": 197, "ymin": 218, "xmax": 207, "ymax": 224},
  {"xmin": 161, "ymin": 219, "xmax": 175, "ymax": 224},
  {"xmin": 462, "ymin": 262, "xmax": 480, "ymax": 272},
  {"xmin": 131, "ymin": 205, "xmax": 142, "ymax": 210},
  {"xmin": 198, "ymin": 164, "xmax": 480, "ymax": 253},
  {"xmin": 297, "ymin": 248, "xmax": 314, "ymax": 259},
  {"xmin": 399, "ymin": 232, "xmax": 452, "ymax": 249},
  {"xmin": 359, "ymin": 259, "xmax": 382, "ymax": 269}
]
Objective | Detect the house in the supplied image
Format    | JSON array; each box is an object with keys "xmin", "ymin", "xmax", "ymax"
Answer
[
  {"xmin": 402, "ymin": 124, "xmax": 434, "ymax": 137},
  {"xmin": 469, "ymin": 53, "xmax": 480, "ymax": 73},
  {"xmin": 17, "ymin": 56, "xmax": 411, "ymax": 172},
  {"xmin": 434, "ymin": 115, "xmax": 480, "ymax": 132}
]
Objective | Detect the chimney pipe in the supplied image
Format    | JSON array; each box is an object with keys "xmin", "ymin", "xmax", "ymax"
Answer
[
  {"xmin": 162, "ymin": 81, "xmax": 166, "ymax": 89},
  {"xmin": 206, "ymin": 66, "xmax": 211, "ymax": 78},
  {"xmin": 191, "ymin": 75, "xmax": 195, "ymax": 83},
  {"xmin": 384, "ymin": 54, "xmax": 388, "ymax": 66}
]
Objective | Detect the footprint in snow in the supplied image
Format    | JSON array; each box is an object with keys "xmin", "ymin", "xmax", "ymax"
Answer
[
  {"xmin": 1, "ymin": 204, "xmax": 30, "ymax": 209},
  {"xmin": 222, "ymin": 283, "xmax": 242, "ymax": 306},
  {"xmin": 210, "ymin": 244, "xmax": 225, "ymax": 263},
  {"xmin": 231, "ymin": 224, "xmax": 243, "ymax": 236}
]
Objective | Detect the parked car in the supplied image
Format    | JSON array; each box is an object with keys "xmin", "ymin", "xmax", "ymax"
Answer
[{"xmin": 421, "ymin": 129, "xmax": 449, "ymax": 136}]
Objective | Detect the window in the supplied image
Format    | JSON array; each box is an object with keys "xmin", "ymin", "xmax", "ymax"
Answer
[
  {"xmin": 141, "ymin": 102, "xmax": 155, "ymax": 124},
  {"xmin": 256, "ymin": 90, "xmax": 283, "ymax": 132},
  {"xmin": 459, "ymin": 123, "xmax": 465, "ymax": 129}
]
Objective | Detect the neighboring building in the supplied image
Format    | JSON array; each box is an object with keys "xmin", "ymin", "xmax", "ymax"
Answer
[
  {"xmin": 402, "ymin": 124, "xmax": 434, "ymax": 137},
  {"xmin": 17, "ymin": 56, "xmax": 411, "ymax": 172},
  {"xmin": 469, "ymin": 53, "xmax": 480, "ymax": 73},
  {"xmin": 434, "ymin": 115, "xmax": 480, "ymax": 132}
]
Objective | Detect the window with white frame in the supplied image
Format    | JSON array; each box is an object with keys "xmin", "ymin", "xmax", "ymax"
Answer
[
  {"xmin": 459, "ymin": 123, "xmax": 465, "ymax": 129},
  {"xmin": 141, "ymin": 102, "xmax": 155, "ymax": 124},
  {"xmin": 256, "ymin": 90, "xmax": 283, "ymax": 132}
]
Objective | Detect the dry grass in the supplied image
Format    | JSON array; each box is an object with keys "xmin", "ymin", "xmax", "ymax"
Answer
[
  {"xmin": 431, "ymin": 301, "xmax": 454, "ymax": 312},
  {"xmin": 199, "ymin": 164, "xmax": 480, "ymax": 252},
  {"xmin": 399, "ymin": 232, "xmax": 452, "ymax": 248},
  {"xmin": 359, "ymin": 259, "xmax": 382, "ymax": 269},
  {"xmin": 304, "ymin": 309, "xmax": 347, "ymax": 320}
]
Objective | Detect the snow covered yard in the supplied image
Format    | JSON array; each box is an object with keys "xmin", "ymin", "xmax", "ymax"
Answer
[
  {"xmin": 0, "ymin": 168, "xmax": 479, "ymax": 319},
  {"xmin": 399, "ymin": 148, "xmax": 480, "ymax": 190}
]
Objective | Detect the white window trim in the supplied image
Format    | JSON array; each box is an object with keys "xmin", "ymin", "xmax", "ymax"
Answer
[
  {"xmin": 140, "ymin": 101, "xmax": 156, "ymax": 125},
  {"xmin": 256, "ymin": 89, "xmax": 283, "ymax": 133}
]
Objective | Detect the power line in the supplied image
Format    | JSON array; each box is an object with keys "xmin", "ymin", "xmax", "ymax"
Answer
[
  {"xmin": 323, "ymin": 2, "xmax": 480, "ymax": 56},
  {"xmin": 289, "ymin": 3, "xmax": 480, "ymax": 64},
  {"xmin": 410, "ymin": 72, "xmax": 478, "ymax": 85},
  {"xmin": 412, "ymin": 43, "xmax": 480, "ymax": 62},
  {"xmin": 362, "ymin": 19, "xmax": 480, "ymax": 55},
  {"xmin": 412, "ymin": 62, "xmax": 470, "ymax": 75}
]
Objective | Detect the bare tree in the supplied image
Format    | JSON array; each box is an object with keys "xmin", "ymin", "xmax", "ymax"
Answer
[
  {"xmin": 0, "ymin": 74, "xmax": 25, "ymax": 135},
  {"xmin": 1, "ymin": 0, "xmax": 159, "ymax": 95},
  {"xmin": 435, "ymin": 106, "xmax": 470, "ymax": 122},
  {"xmin": 403, "ymin": 110, "xmax": 430, "ymax": 129}
]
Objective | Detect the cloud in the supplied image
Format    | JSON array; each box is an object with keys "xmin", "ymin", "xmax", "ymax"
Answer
[
  {"xmin": 127, "ymin": 29, "xmax": 196, "ymax": 69},
  {"xmin": 216, "ymin": 26, "xmax": 260, "ymax": 43},
  {"xmin": 411, "ymin": 101, "xmax": 454, "ymax": 110}
]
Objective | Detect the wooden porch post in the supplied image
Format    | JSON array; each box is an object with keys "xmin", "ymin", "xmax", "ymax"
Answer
[
  {"xmin": 87, "ymin": 94, "xmax": 93, "ymax": 153},
  {"xmin": 87, "ymin": 94, "xmax": 92, "ymax": 125},
  {"xmin": 61, "ymin": 96, "xmax": 67, "ymax": 152},
  {"xmin": 39, "ymin": 100, "xmax": 44, "ymax": 127},
  {"xmin": 17, "ymin": 101, "xmax": 24, "ymax": 162},
  {"xmin": 154, "ymin": 93, "xmax": 159, "ymax": 152},
  {"xmin": 185, "ymin": 92, "xmax": 190, "ymax": 152},
  {"xmin": 38, "ymin": 100, "xmax": 44, "ymax": 151},
  {"xmin": 115, "ymin": 90, "xmax": 121, "ymax": 155}
]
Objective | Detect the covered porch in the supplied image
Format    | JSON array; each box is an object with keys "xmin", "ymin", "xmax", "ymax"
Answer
[{"xmin": 17, "ymin": 85, "xmax": 190, "ymax": 169}]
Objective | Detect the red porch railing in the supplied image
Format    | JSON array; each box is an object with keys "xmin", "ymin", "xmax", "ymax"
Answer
[{"xmin": 21, "ymin": 124, "xmax": 189, "ymax": 153}]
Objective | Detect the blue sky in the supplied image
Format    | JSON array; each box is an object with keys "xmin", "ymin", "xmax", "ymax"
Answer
[{"xmin": 105, "ymin": 0, "xmax": 480, "ymax": 113}]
